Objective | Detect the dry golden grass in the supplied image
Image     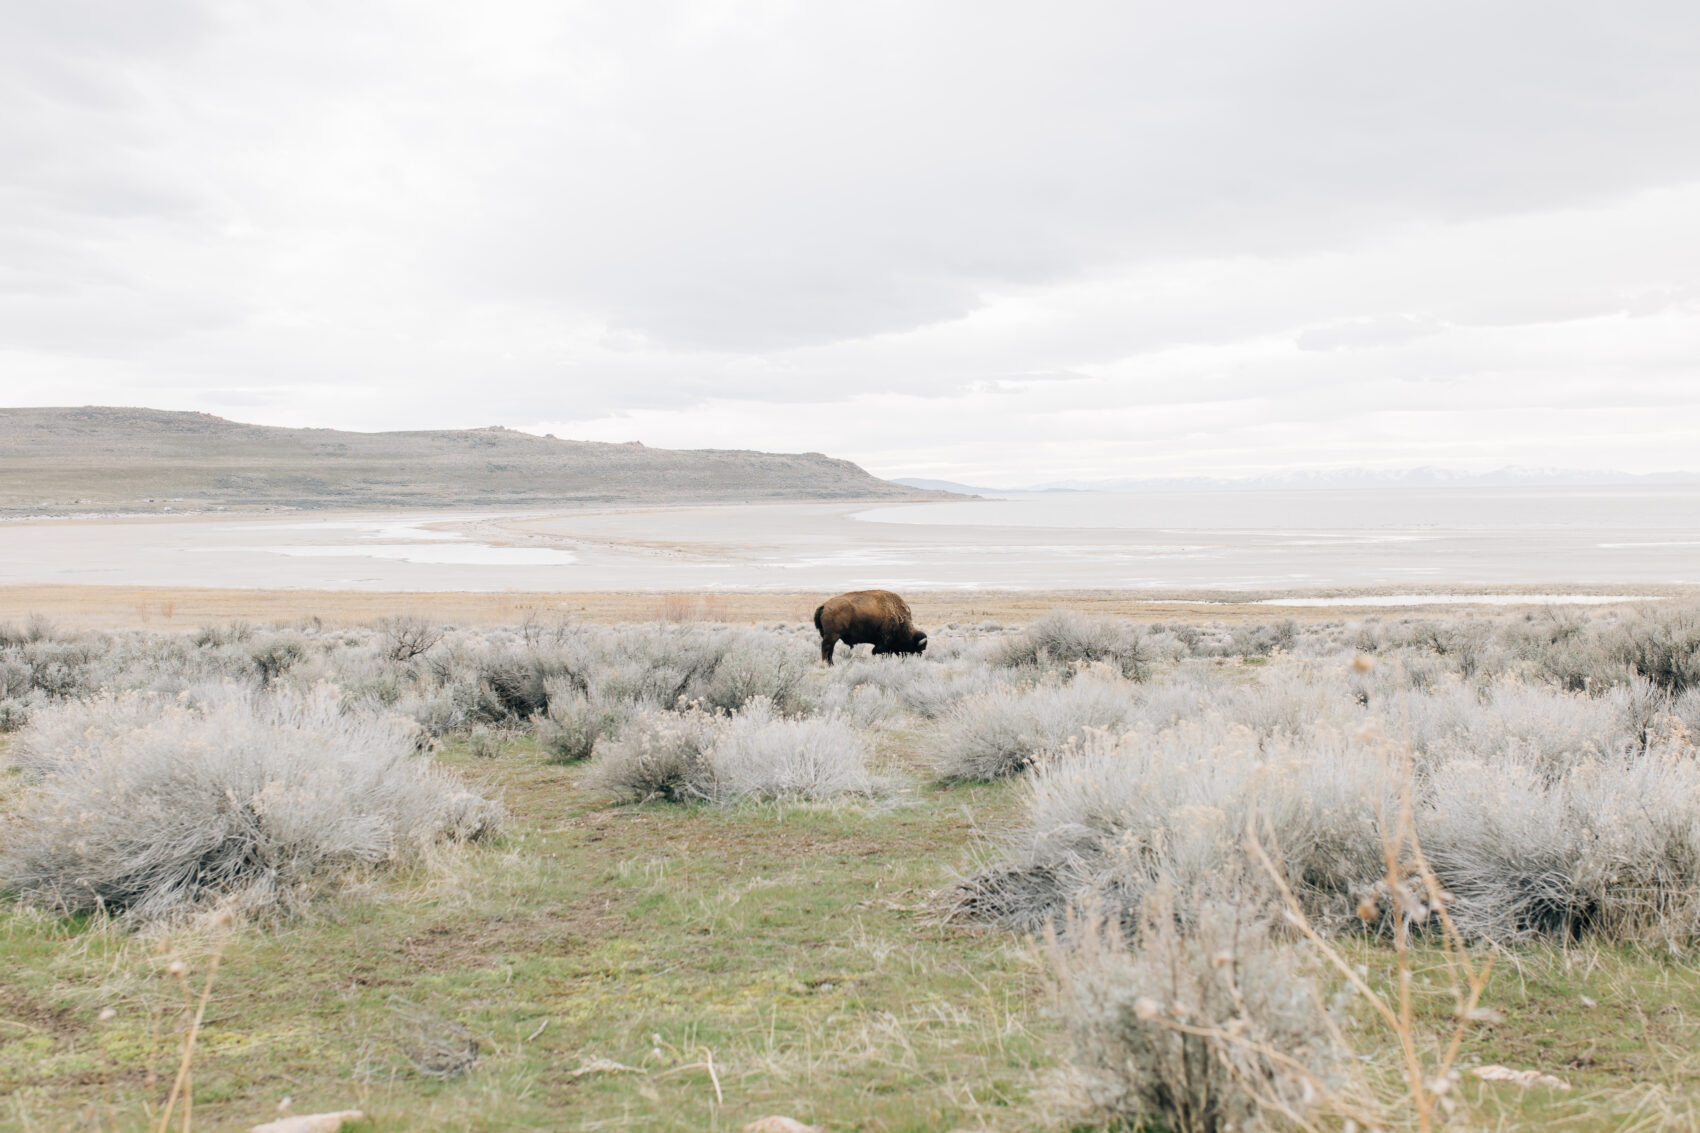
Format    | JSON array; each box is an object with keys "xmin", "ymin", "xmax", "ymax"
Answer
[{"xmin": 5, "ymin": 584, "xmax": 1683, "ymax": 633}]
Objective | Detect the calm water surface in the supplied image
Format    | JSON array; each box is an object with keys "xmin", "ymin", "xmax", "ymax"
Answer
[{"xmin": 854, "ymin": 486, "xmax": 1700, "ymax": 532}]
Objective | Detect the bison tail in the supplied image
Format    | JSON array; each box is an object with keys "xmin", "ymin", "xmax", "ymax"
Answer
[{"xmin": 812, "ymin": 604, "xmax": 825, "ymax": 633}]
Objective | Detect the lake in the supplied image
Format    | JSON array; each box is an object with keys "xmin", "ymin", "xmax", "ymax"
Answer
[{"xmin": 1, "ymin": 487, "xmax": 1695, "ymax": 593}]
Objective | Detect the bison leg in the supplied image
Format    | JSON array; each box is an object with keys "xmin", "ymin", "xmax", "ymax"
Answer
[{"xmin": 820, "ymin": 633, "xmax": 839, "ymax": 665}]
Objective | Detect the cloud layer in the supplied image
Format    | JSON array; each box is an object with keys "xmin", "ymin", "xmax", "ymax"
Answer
[{"xmin": 4, "ymin": 1, "xmax": 1698, "ymax": 482}]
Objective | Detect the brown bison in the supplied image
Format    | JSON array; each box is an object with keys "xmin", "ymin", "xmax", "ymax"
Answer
[{"xmin": 813, "ymin": 589, "xmax": 928, "ymax": 665}]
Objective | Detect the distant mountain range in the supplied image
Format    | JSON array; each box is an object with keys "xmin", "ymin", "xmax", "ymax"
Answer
[
  {"xmin": 890, "ymin": 477, "xmax": 1019, "ymax": 495},
  {"xmin": 0, "ymin": 407, "xmax": 952, "ymax": 515},
  {"xmin": 896, "ymin": 467, "xmax": 1700, "ymax": 495}
]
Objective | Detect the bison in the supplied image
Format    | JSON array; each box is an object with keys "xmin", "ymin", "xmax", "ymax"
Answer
[{"xmin": 813, "ymin": 589, "xmax": 928, "ymax": 665}]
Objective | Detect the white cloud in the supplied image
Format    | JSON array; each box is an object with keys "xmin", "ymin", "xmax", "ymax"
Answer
[{"xmin": 2, "ymin": 1, "xmax": 1699, "ymax": 479}]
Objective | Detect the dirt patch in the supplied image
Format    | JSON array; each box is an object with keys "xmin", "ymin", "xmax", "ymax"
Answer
[
  {"xmin": 0, "ymin": 985, "xmax": 83, "ymax": 1039},
  {"xmin": 400, "ymin": 897, "xmax": 632, "ymax": 971}
]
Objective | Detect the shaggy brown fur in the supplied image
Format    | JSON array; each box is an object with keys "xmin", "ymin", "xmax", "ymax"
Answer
[{"xmin": 813, "ymin": 590, "xmax": 928, "ymax": 665}]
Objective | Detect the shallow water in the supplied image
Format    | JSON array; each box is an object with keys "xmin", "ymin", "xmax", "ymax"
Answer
[
  {"xmin": 853, "ymin": 486, "xmax": 1700, "ymax": 532},
  {"xmin": 1252, "ymin": 594, "xmax": 1659, "ymax": 607},
  {"xmin": 249, "ymin": 544, "xmax": 578, "ymax": 566},
  {"xmin": 3, "ymin": 490, "xmax": 1697, "ymax": 592}
]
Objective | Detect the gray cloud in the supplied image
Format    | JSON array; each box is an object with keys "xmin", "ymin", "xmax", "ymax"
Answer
[
  {"xmin": 426, "ymin": 2, "xmax": 1700, "ymax": 350},
  {"xmin": 1296, "ymin": 316, "xmax": 1443, "ymax": 352},
  {"xmin": 1, "ymin": 1, "xmax": 1699, "ymax": 476}
]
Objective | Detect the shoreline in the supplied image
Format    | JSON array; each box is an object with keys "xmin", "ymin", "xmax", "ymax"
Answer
[{"xmin": 2, "ymin": 583, "xmax": 1688, "ymax": 631}]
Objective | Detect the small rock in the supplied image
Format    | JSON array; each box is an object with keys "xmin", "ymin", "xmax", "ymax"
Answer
[
  {"xmin": 249, "ymin": 1110, "xmax": 365, "ymax": 1133},
  {"xmin": 744, "ymin": 1118, "xmax": 824, "ymax": 1133},
  {"xmin": 568, "ymin": 1057, "xmax": 645, "ymax": 1078},
  {"xmin": 1472, "ymin": 1065, "xmax": 1571, "ymax": 1090}
]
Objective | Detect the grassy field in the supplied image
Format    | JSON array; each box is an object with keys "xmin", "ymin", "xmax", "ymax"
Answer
[
  {"xmin": 1, "ymin": 732, "xmax": 1057, "ymax": 1131},
  {"xmin": 6, "ymin": 730, "xmax": 1700, "ymax": 1131},
  {"xmin": 6, "ymin": 604, "xmax": 1700, "ymax": 1130}
]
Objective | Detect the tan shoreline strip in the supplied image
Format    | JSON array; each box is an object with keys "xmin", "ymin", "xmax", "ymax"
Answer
[{"xmin": 0, "ymin": 584, "xmax": 1685, "ymax": 631}]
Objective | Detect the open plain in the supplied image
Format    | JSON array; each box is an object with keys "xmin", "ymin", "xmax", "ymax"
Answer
[
  {"xmin": 4, "ymin": 487, "xmax": 1700, "ymax": 1131},
  {"xmin": 4, "ymin": 588, "xmax": 1700, "ymax": 1130}
]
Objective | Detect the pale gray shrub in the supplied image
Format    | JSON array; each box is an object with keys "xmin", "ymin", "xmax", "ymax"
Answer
[
  {"xmin": 827, "ymin": 652, "xmax": 1008, "ymax": 720},
  {"xmin": 696, "ymin": 638, "xmax": 812, "ymax": 715},
  {"xmin": 898, "ymin": 665, "xmax": 1010, "ymax": 719},
  {"xmin": 467, "ymin": 724, "xmax": 502, "ymax": 759},
  {"xmin": 581, "ymin": 704, "xmax": 725, "ymax": 803},
  {"xmin": 1398, "ymin": 676, "xmax": 1631, "ymax": 770},
  {"xmin": 1611, "ymin": 606, "xmax": 1700, "ymax": 695},
  {"xmin": 0, "ymin": 656, "xmax": 30, "ymax": 699},
  {"xmin": 248, "ymin": 633, "xmax": 306, "ymax": 686},
  {"xmin": 1404, "ymin": 617, "xmax": 1496, "ymax": 678},
  {"xmin": 536, "ymin": 679, "xmax": 629, "ymax": 764},
  {"xmin": 1613, "ymin": 675, "xmax": 1672, "ymax": 751},
  {"xmin": 584, "ymin": 699, "xmax": 872, "ymax": 804},
  {"xmin": 1419, "ymin": 745, "xmax": 1700, "ymax": 943},
  {"xmin": 1172, "ymin": 623, "xmax": 1207, "ymax": 655},
  {"xmin": 1224, "ymin": 664, "xmax": 1358, "ymax": 739},
  {"xmin": 957, "ymin": 680, "xmax": 1700, "ymax": 944},
  {"xmin": 327, "ymin": 649, "xmax": 419, "ymax": 713},
  {"xmin": 8, "ymin": 686, "xmax": 180, "ymax": 778},
  {"xmin": 19, "ymin": 614, "xmax": 59, "ymax": 643},
  {"xmin": 1676, "ymin": 687, "xmax": 1700, "ymax": 738},
  {"xmin": 1137, "ymin": 629, "xmax": 1192, "ymax": 664},
  {"xmin": 1345, "ymin": 620, "xmax": 1390, "ymax": 655},
  {"xmin": 505, "ymin": 624, "xmax": 814, "ymax": 718},
  {"xmin": 909, "ymin": 631, "xmax": 997, "ymax": 665},
  {"xmin": 810, "ymin": 680, "xmax": 906, "ymax": 730},
  {"xmin": 710, "ymin": 699, "xmax": 872, "ymax": 802},
  {"xmin": 996, "ymin": 609, "xmax": 1148, "ymax": 679},
  {"xmin": 192, "ymin": 620, "xmax": 253, "ymax": 647},
  {"xmin": 1, "ymin": 684, "xmax": 502, "ymax": 926},
  {"xmin": 378, "ymin": 614, "xmax": 444, "ymax": 662},
  {"xmin": 0, "ymin": 697, "xmax": 32, "ymax": 733},
  {"xmin": 1526, "ymin": 637, "xmax": 1620, "ymax": 693},
  {"xmin": 397, "ymin": 687, "xmax": 471, "ymax": 737},
  {"xmin": 1050, "ymin": 893, "xmax": 1342, "ymax": 1133},
  {"xmin": 466, "ymin": 651, "xmax": 553, "ymax": 722},
  {"xmin": 1227, "ymin": 620, "xmax": 1297, "ymax": 658},
  {"xmin": 930, "ymin": 675, "xmax": 1139, "ymax": 782},
  {"xmin": 3, "ymin": 636, "xmax": 104, "ymax": 700},
  {"xmin": 953, "ymin": 714, "xmax": 1387, "ymax": 933},
  {"xmin": 1122, "ymin": 670, "xmax": 1223, "ymax": 731}
]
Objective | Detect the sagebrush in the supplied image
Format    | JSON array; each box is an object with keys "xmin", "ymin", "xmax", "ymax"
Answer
[{"xmin": 2, "ymin": 684, "xmax": 501, "ymax": 926}]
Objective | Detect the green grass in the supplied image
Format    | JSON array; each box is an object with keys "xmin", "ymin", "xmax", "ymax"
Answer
[
  {"xmin": 1, "ymin": 735, "xmax": 1053, "ymax": 1130},
  {"xmin": 1333, "ymin": 938, "xmax": 1700, "ymax": 1130},
  {"xmin": 5, "ymin": 732, "xmax": 1700, "ymax": 1130}
]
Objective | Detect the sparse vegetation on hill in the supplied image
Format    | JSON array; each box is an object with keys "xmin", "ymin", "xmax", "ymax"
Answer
[
  {"xmin": 4, "ymin": 602, "xmax": 1700, "ymax": 1128},
  {"xmin": 0, "ymin": 406, "xmax": 950, "ymax": 514}
]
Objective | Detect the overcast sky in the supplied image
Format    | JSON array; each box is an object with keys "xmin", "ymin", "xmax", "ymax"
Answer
[{"xmin": 4, "ymin": 1, "xmax": 1699, "ymax": 484}]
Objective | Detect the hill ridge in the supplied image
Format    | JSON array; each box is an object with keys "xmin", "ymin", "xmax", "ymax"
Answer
[{"xmin": 0, "ymin": 406, "xmax": 946, "ymax": 514}]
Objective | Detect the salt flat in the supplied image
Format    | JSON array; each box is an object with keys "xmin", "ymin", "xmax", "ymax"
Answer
[{"xmin": 1, "ymin": 486, "xmax": 1696, "ymax": 595}]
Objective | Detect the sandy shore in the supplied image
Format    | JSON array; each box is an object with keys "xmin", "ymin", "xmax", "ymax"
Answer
[{"xmin": 1, "ymin": 583, "xmax": 1688, "ymax": 632}]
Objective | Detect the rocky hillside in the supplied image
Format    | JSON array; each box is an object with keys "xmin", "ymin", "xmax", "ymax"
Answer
[{"xmin": 0, "ymin": 407, "xmax": 946, "ymax": 514}]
